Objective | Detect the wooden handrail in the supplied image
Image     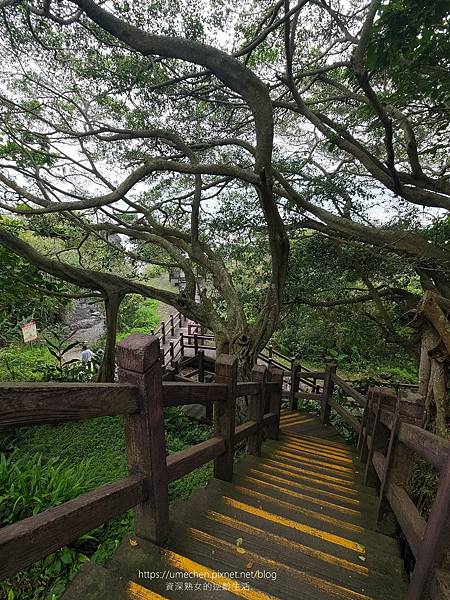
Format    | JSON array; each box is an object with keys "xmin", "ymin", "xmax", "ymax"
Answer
[
  {"xmin": 236, "ymin": 381, "xmax": 260, "ymax": 396},
  {"xmin": 163, "ymin": 382, "xmax": 228, "ymax": 406},
  {"xmin": 166, "ymin": 437, "xmax": 225, "ymax": 482},
  {"xmin": 183, "ymin": 343, "xmax": 216, "ymax": 350},
  {"xmin": 299, "ymin": 370, "xmax": 326, "ymax": 379},
  {"xmin": 234, "ymin": 420, "xmax": 258, "ymax": 445},
  {"xmin": 397, "ymin": 422, "xmax": 450, "ymax": 471},
  {"xmin": 328, "ymin": 398, "xmax": 361, "ymax": 433},
  {"xmin": 358, "ymin": 385, "xmax": 450, "ymax": 599},
  {"xmin": 331, "ymin": 374, "xmax": 366, "ymax": 407},
  {"xmin": 0, "ymin": 383, "xmax": 140, "ymax": 429},
  {"xmin": 0, "ymin": 474, "xmax": 146, "ymax": 580}
]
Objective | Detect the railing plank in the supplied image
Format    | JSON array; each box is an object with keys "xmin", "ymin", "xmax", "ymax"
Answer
[
  {"xmin": 163, "ymin": 382, "xmax": 228, "ymax": 406},
  {"xmin": 0, "ymin": 474, "xmax": 145, "ymax": 580},
  {"xmin": 296, "ymin": 391, "xmax": 324, "ymax": 402},
  {"xmin": 379, "ymin": 407, "xmax": 395, "ymax": 430},
  {"xmin": 263, "ymin": 412, "xmax": 277, "ymax": 426},
  {"xmin": 234, "ymin": 421, "xmax": 258, "ymax": 445},
  {"xmin": 408, "ymin": 455, "xmax": 450, "ymax": 600},
  {"xmin": 328, "ymin": 398, "xmax": 361, "ymax": 433},
  {"xmin": 398, "ymin": 422, "xmax": 450, "ymax": 471},
  {"xmin": 332, "ymin": 375, "xmax": 366, "ymax": 407},
  {"xmin": 372, "ymin": 450, "xmax": 426, "ymax": 558},
  {"xmin": 299, "ymin": 371, "xmax": 326, "ymax": 379},
  {"xmin": 386, "ymin": 483, "xmax": 426, "ymax": 558},
  {"xmin": 0, "ymin": 383, "xmax": 139, "ymax": 429},
  {"xmin": 166, "ymin": 437, "xmax": 225, "ymax": 482},
  {"xmin": 236, "ymin": 382, "xmax": 260, "ymax": 396}
]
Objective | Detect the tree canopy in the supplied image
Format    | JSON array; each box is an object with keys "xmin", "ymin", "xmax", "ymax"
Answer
[{"xmin": 0, "ymin": 0, "xmax": 449, "ymax": 377}]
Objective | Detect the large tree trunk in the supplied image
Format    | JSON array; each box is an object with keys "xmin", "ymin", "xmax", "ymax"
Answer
[
  {"xmin": 417, "ymin": 319, "xmax": 449, "ymax": 435},
  {"xmin": 97, "ymin": 292, "xmax": 123, "ymax": 382},
  {"xmin": 215, "ymin": 330, "xmax": 266, "ymax": 380}
]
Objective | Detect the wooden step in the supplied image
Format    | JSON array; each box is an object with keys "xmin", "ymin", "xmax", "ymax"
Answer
[
  {"xmin": 106, "ymin": 535, "xmax": 273, "ymax": 599},
  {"xmin": 169, "ymin": 507, "xmax": 406, "ymax": 600},
  {"xmin": 238, "ymin": 452, "xmax": 378, "ymax": 500},
  {"xmin": 167, "ymin": 518, "xmax": 406, "ymax": 600},
  {"xmin": 188, "ymin": 481, "xmax": 404, "ymax": 581},
  {"xmin": 229, "ymin": 471, "xmax": 379, "ymax": 528},
  {"xmin": 61, "ymin": 560, "xmax": 169, "ymax": 600},
  {"xmin": 205, "ymin": 478, "xmax": 400, "ymax": 557}
]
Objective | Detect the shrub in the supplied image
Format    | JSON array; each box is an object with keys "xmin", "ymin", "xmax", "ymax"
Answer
[
  {"xmin": 117, "ymin": 296, "xmax": 159, "ymax": 337},
  {"xmin": 0, "ymin": 343, "xmax": 53, "ymax": 382}
]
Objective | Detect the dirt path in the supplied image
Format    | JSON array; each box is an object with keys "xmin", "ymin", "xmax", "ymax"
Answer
[
  {"xmin": 62, "ymin": 276, "xmax": 177, "ymax": 363},
  {"xmin": 62, "ymin": 299, "xmax": 105, "ymax": 362}
]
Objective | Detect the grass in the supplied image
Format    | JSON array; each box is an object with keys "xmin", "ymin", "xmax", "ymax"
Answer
[{"xmin": 0, "ymin": 343, "xmax": 54, "ymax": 382}]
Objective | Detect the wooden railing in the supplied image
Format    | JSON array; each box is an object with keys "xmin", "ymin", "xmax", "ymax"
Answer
[
  {"xmin": 150, "ymin": 315, "xmax": 326, "ymax": 403},
  {"xmin": 0, "ymin": 333, "xmax": 282, "ymax": 581},
  {"xmin": 151, "ymin": 312, "xmax": 185, "ymax": 349},
  {"xmin": 358, "ymin": 386, "xmax": 450, "ymax": 600},
  {"xmin": 288, "ymin": 366, "xmax": 450, "ymax": 600}
]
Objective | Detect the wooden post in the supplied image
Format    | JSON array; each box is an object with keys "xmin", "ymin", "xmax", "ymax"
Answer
[
  {"xmin": 117, "ymin": 334, "xmax": 169, "ymax": 544},
  {"xmin": 249, "ymin": 365, "xmax": 266, "ymax": 456},
  {"xmin": 268, "ymin": 366, "xmax": 283, "ymax": 440},
  {"xmin": 194, "ymin": 333, "xmax": 199, "ymax": 356},
  {"xmin": 161, "ymin": 321, "xmax": 166, "ymax": 345},
  {"xmin": 180, "ymin": 332, "xmax": 185, "ymax": 358},
  {"xmin": 358, "ymin": 387, "xmax": 373, "ymax": 453},
  {"xmin": 289, "ymin": 363, "xmax": 300, "ymax": 411},
  {"xmin": 363, "ymin": 393, "xmax": 382, "ymax": 485},
  {"xmin": 178, "ymin": 313, "xmax": 182, "ymax": 328},
  {"xmin": 360, "ymin": 387, "xmax": 376, "ymax": 462},
  {"xmin": 408, "ymin": 454, "xmax": 450, "ymax": 600},
  {"xmin": 320, "ymin": 362, "xmax": 336, "ymax": 425},
  {"xmin": 170, "ymin": 314, "xmax": 175, "ymax": 336},
  {"xmin": 159, "ymin": 348, "xmax": 165, "ymax": 371},
  {"xmin": 169, "ymin": 341, "xmax": 174, "ymax": 366},
  {"xmin": 376, "ymin": 411, "xmax": 400, "ymax": 522},
  {"xmin": 199, "ymin": 350, "xmax": 211, "ymax": 421},
  {"xmin": 214, "ymin": 354, "xmax": 237, "ymax": 481},
  {"xmin": 268, "ymin": 344, "xmax": 273, "ymax": 358},
  {"xmin": 198, "ymin": 350, "xmax": 205, "ymax": 382}
]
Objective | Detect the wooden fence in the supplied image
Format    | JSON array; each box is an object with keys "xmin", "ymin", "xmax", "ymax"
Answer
[
  {"xmin": 289, "ymin": 365, "xmax": 450, "ymax": 600},
  {"xmin": 0, "ymin": 333, "xmax": 282, "ymax": 581}
]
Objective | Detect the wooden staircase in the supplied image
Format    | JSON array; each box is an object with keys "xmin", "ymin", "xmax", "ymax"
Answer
[
  {"xmin": 62, "ymin": 411, "xmax": 407, "ymax": 600},
  {"xmin": 2, "ymin": 332, "xmax": 449, "ymax": 599}
]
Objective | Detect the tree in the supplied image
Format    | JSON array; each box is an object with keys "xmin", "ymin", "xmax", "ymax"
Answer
[
  {"xmin": 0, "ymin": 0, "xmax": 290, "ymax": 378},
  {"xmin": 0, "ymin": 0, "xmax": 448, "ymax": 394},
  {"xmin": 0, "ymin": 217, "xmax": 72, "ymax": 345}
]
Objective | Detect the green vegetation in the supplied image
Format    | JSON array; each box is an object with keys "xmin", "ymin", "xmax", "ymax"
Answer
[
  {"xmin": 0, "ymin": 408, "xmax": 212, "ymax": 600},
  {"xmin": 0, "ymin": 0, "xmax": 448, "ymax": 596},
  {"xmin": 116, "ymin": 295, "xmax": 160, "ymax": 342},
  {"xmin": 0, "ymin": 343, "xmax": 54, "ymax": 382},
  {"xmin": 0, "ymin": 238, "xmax": 69, "ymax": 348}
]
